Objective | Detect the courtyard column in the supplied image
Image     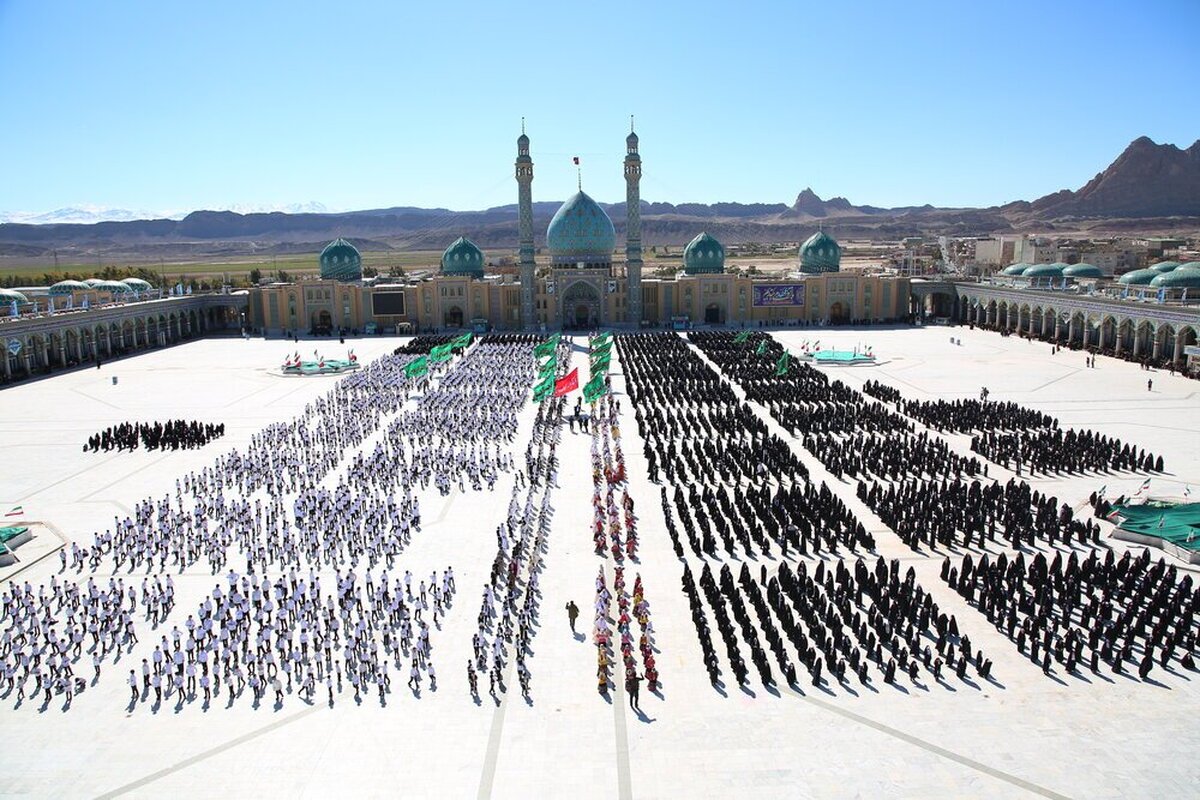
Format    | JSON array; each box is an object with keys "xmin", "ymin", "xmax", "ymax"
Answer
[
  {"xmin": 1067, "ymin": 316, "xmax": 1075, "ymax": 344},
  {"xmin": 43, "ymin": 339, "xmax": 51, "ymax": 368},
  {"xmin": 3, "ymin": 352, "xmax": 10, "ymax": 380},
  {"xmin": 104, "ymin": 329, "xmax": 112, "ymax": 357},
  {"xmin": 1028, "ymin": 313, "xmax": 1035, "ymax": 336},
  {"xmin": 1173, "ymin": 334, "xmax": 1182, "ymax": 365},
  {"xmin": 1152, "ymin": 331, "xmax": 1162, "ymax": 360},
  {"xmin": 1115, "ymin": 328, "xmax": 1123, "ymax": 357},
  {"xmin": 1134, "ymin": 325, "xmax": 1144, "ymax": 358}
]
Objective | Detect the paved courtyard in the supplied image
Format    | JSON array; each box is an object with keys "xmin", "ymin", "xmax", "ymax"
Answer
[{"xmin": 1, "ymin": 326, "xmax": 1198, "ymax": 799}]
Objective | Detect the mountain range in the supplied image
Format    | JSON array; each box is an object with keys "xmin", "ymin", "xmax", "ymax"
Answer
[{"xmin": 1, "ymin": 137, "xmax": 1196, "ymax": 263}]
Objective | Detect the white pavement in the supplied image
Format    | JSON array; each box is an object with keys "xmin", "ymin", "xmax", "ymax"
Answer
[{"xmin": 0, "ymin": 329, "xmax": 1197, "ymax": 799}]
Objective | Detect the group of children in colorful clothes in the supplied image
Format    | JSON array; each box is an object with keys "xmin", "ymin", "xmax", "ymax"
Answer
[{"xmin": 592, "ymin": 566, "xmax": 658, "ymax": 695}]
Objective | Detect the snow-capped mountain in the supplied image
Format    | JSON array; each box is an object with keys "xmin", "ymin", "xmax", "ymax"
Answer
[{"xmin": 0, "ymin": 202, "xmax": 333, "ymax": 225}]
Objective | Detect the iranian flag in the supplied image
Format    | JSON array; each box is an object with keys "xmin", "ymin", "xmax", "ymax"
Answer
[
  {"xmin": 554, "ymin": 368, "xmax": 579, "ymax": 397},
  {"xmin": 5, "ymin": 506, "xmax": 23, "ymax": 517}
]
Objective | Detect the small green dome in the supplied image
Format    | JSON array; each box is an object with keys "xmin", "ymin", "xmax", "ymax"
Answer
[
  {"xmin": 1149, "ymin": 260, "xmax": 1180, "ymax": 273},
  {"xmin": 683, "ymin": 232, "xmax": 725, "ymax": 275},
  {"xmin": 0, "ymin": 288, "xmax": 29, "ymax": 304},
  {"xmin": 1118, "ymin": 268, "xmax": 1159, "ymax": 285},
  {"xmin": 121, "ymin": 277, "xmax": 154, "ymax": 291},
  {"xmin": 1176, "ymin": 261, "xmax": 1200, "ymax": 271},
  {"xmin": 83, "ymin": 278, "xmax": 104, "ymax": 287},
  {"xmin": 1062, "ymin": 263, "xmax": 1103, "ymax": 278},
  {"xmin": 1023, "ymin": 264, "xmax": 1064, "ymax": 279},
  {"xmin": 546, "ymin": 191, "xmax": 616, "ymax": 265},
  {"xmin": 1149, "ymin": 270, "xmax": 1200, "ymax": 289},
  {"xmin": 1000, "ymin": 263, "xmax": 1030, "ymax": 276},
  {"xmin": 441, "ymin": 236, "xmax": 485, "ymax": 278},
  {"xmin": 94, "ymin": 280, "xmax": 132, "ymax": 293},
  {"xmin": 319, "ymin": 238, "xmax": 362, "ymax": 281},
  {"xmin": 49, "ymin": 280, "xmax": 89, "ymax": 295},
  {"xmin": 799, "ymin": 230, "xmax": 841, "ymax": 274}
]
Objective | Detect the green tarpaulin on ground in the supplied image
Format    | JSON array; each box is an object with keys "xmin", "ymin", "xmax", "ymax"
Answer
[
  {"xmin": 1112, "ymin": 501, "xmax": 1200, "ymax": 551},
  {"xmin": 0, "ymin": 526, "xmax": 29, "ymax": 544}
]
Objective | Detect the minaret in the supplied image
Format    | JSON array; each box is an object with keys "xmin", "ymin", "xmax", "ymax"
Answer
[
  {"xmin": 624, "ymin": 117, "xmax": 643, "ymax": 326},
  {"xmin": 516, "ymin": 120, "xmax": 536, "ymax": 329}
]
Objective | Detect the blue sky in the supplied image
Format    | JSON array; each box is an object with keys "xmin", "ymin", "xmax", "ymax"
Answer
[{"xmin": 1, "ymin": 0, "xmax": 1197, "ymax": 214}]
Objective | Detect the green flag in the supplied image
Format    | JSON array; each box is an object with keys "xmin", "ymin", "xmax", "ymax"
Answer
[
  {"xmin": 431, "ymin": 343, "xmax": 453, "ymax": 362},
  {"xmin": 538, "ymin": 358, "xmax": 557, "ymax": 379},
  {"xmin": 534, "ymin": 339, "xmax": 556, "ymax": 358},
  {"xmin": 451, "ymin": 331, "xmax": 473, "ymax": 349},
  {"xmin": 583, "ymin": 372, "xmax": 608, "ymax": 403},
  {"xmin": 404, "ymin": 355, "xmax": 428, "ymax": 378},
  {"xmin": 755, "ymin": 340, "xmax": 767, "ymax": 356},
  {"xmin": 734, "ymin": 330, "xmax": 752, "ymax": 344},
  {"xmin": 590, "ymin": 341, "xmax": 612, "ymax": 359},
  {"xmin": 590, "ymin": 332, "xmax": 611, "ymax": 348},
  {"xmin": 775, "ymin": 352, "xmax": 790, "ymax": 377},
  {"xmin": 532, "ymin": 373, "xmax": 555, "ymax": 402},
  {"xmin": 590, "ymin": 352, "xmax": 611, "ymax": 373}
]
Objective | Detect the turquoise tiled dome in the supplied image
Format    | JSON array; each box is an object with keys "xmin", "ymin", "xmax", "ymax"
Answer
[
  {"xmin": 94, "ymin": 280, "xmax": 132, "ymax": 293},
  {"xmin": 546, "ymin": 191, "xmax": 616, "ymax": 265},
  {"xmin": 1149, "ymin": 260, "xmax": 1180, "ymax": 273},
  {"xmin": 683, "ymin": 232, "xmax": 725, "ymax": 275},
  {"xmin": 49, "ymin": 280, "xmax": 89, "ymax": 295},
  {"xmin": 1150, "ymin": 270, "xmax": 1200, "ymax": 289},
  {"xmin": 0, "ymin": 288, "xmax": 29, "ymax": 304},
  {"xmin": 121, "ymin": 277, "xmax": 154, "ymax": 291},
  {"xmin": 1176, "ymin": 261, "xmax": 1200, "ymax": 271},
  {"xmin": 441, "ymin": 236, "xmax": 485, "ymax": 278},
  {"xmin": 320, "ymin": 238, "xmax": 362, "ymax": 281},
  {"xmin": 1000, "ymin": 263, "xmax": 1030, "ymax": 276},
  {"xmin": 1062, "ymin": 263, "xmax": 1103, "ymax": 278},
  {"xmin": 1118, "ymin": 268, "xmax": 1159, "ymax": 285},
  {"xmin": 799, "ymin": 230, "xmax": 841, "ymax": 274},
  {"xmin": 1023, "ymin": 264, "xmax": 1064, "ymax": 279}
]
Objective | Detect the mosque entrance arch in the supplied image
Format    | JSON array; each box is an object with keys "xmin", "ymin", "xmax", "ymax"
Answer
[
  {"xmin": 313, "ymin": 310, "xmax": 332, "ymax": 334},
  {"xmin": 562, "ymin": 280, "xmax": 601, "ymax": 329},
  {"xmin": 829, "ymin": 302, "xmax": 849, "ymax": 325},
  {"xmin": 444, "ymin": 305, "xmax": 464, "ymax": 328},
  {"xmin": 704, "ymin": 303, "xmax": 724, "ymax": 325}
]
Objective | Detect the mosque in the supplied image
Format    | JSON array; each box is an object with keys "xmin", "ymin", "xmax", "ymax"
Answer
[{"xmin": 246, "ymin": 126, "xmax": 912, "ymax": 335}]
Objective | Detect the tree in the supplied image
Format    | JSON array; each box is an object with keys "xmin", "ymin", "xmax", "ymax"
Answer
[
  {"xmin": 388, "ymin": 265, "xmax": 406, "ymax": 278},
  {"xmin": 248, "ymin": 268, "xmax": 262, "ymax": 284},
  {"xmin": 362, "ymin": 265, "xmax": 379, "ymax": 278}
]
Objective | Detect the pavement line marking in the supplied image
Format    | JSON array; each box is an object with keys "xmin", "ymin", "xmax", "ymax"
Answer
[
  {"xmin": 15, "ymin": 454, "xmax": 122, "ymax": 504},
  {"xmin": 792, "ymin": 690, "xmax": 1070, "ymax": 800},
  {"xmin": 476, "ymin": 658, "xmax": 516, "ymax": 800},
  {"xmin": 94, "ymin": 704, "xmax": 322, "ymax": 799},
  {"xmin": 71, "ymin": 385, "xmax": 124, "ymax": 411},
  {"xmin": 79, "ymin": 454, "xmax": 170, "ymax": 501},
  {"xmin": 612, "ymin": 676, "xmax": 633, "ymax": 800},
  {"xmin": 434, "ymin": 488, "xmax": 459, "ymax": 526}
]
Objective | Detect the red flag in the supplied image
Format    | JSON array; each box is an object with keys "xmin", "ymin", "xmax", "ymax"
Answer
[
  {"xmin": 573, "ymin": 156, "xmax": 580, "ymax": 165},
  {"xmin": 554, "ymin": 368, "xmax": 579, "ymax": 397}
]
